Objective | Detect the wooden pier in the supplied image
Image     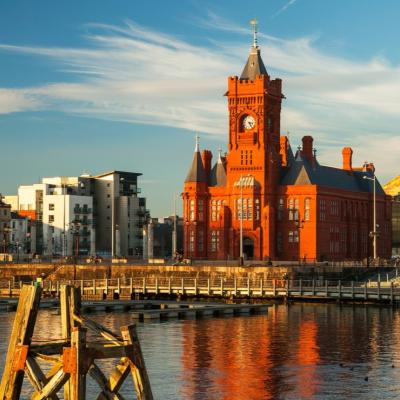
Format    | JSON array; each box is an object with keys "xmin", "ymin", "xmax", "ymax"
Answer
[
  {"xmin": 1, "ymin": 277, "xmax": 399, "ymax": 304},
  {"xmin": 0, "ymin": 285, "xmax": 153, "ymax": 400}
]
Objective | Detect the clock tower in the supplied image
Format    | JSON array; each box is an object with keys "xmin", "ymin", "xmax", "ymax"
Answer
[{"xmin": 225, "ymin": 19, "xmax": 283, "ymax": 259}]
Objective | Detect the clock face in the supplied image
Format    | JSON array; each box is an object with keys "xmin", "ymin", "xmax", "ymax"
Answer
[{"xmin": 242, "ymin": 115, "xmax": 255, "ymax": 130}]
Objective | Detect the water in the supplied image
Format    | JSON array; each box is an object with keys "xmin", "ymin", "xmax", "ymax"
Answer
[{"xmin": 1, "ymin": 303, "xmax": 400, "ymax": 399}]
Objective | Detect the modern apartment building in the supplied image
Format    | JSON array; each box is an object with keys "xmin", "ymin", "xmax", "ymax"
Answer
[
  {"xmin": 0, "ymin": 195, "xmax": 11, "ymax": 253},
  {"xmin": 6, "ymin": 170, "xmax": 149, "ymax": 257}
]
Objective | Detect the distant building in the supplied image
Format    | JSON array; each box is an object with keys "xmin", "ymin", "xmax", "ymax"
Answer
[
  {"xmin": 9, "ymin": 212, "xmax": 29, "ymax": 255},
  {"xmin": 0, "ymin": 194, "xmax": 11, "ymax": 253},
  {"xmin": 391, "ymin": 195, "xmax": 400, "ymax": 256},
  {"xmin": 6, "ymin": 171, "xmax": 149, "ymax": 257},
  {"xmin": 183, "ymin": 29, "xmax": 392, "ymax": 262},
  {"xmin": 144, "ymin": 216, "xmax": 183, "ymax": 259},
  {"xmin": 384, "ymin": 176, "xmax": 400, "ymax": 197}
]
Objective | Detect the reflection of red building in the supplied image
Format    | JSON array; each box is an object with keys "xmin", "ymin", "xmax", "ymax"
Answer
[{"xmin": 182, "ymin": 28, "xmax": 391, "ymax": 262}]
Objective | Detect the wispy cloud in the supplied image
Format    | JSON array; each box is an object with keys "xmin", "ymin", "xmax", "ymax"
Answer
[
  {"xmin": 0, "ymin": 18, "xmax": 399, "ymax": 180},
  {"xmin": 272, "ymin": 0, "xmax": 298, "ymax": 18}
]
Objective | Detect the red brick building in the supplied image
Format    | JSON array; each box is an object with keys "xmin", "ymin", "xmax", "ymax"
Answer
[{"xmin": 182, "ymin": 33, "xmax": 392, "ymax": 262}]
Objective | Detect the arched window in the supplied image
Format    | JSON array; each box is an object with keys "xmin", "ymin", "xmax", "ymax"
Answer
[
  {"xmin": 189, "ymin": 200, "xmax": 195, "ymax": 221},
  {"xmin": 288, "ymin": 198, "xmax": 294, "ymax": 220}
]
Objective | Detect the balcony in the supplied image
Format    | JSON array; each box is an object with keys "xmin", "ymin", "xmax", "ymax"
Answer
[{"xmin": 74, "ymin": 206, "xmax": 92, "ymax": 214}]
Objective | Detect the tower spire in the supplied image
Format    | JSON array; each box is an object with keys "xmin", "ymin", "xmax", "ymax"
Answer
[
  {"xmin": 250, "ymin": 18, "xmax": 258, "ymax": 48},
  {"xmin": 195, "ymin": 134, "xmax": 200, "ymax": 152}
]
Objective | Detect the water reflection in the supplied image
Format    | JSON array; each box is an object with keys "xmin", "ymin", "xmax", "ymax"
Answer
[{"xmin": 0, "ymin": 304, "xmax": 399, "ymax": 399}]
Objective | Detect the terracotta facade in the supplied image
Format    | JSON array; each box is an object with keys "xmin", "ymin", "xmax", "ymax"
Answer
[{"xmin": 182, "ymin": 40, "xmax": 392, "ymax": 262}]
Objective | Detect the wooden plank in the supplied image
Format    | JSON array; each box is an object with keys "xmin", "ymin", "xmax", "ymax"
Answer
[
  {"xmin": 121, "ymin": 325, "xmax": 153, "ymax": 400},
  {"xmin": 88, "ymin": 363, "xmax": 125, "ymax": 400},
  {"xmin": 0, "ymin": 284, "xmax": 42, "ymax": 400},
  {"xmin": 25, "ymin": 357, "xmax": 60, "ymax": 400},
  {"xmin": 31, "ymin": 368, "xmax": 69, "ymax": 400},
  {"xmin": 70, "ymin": 328, "xmax": 87, "ymax": 400}
]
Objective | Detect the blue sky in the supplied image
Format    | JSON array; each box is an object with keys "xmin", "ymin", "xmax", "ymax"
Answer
[{"xmin": 1, "ymin": 0, "xmax": 400, "ymax": 216}]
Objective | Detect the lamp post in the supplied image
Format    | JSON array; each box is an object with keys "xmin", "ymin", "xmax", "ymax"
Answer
[{"xmin": 363, "ymin": 172, "xmax": 377, "ymax": 260}]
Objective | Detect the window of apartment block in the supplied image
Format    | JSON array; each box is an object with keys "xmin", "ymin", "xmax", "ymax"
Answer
[
  {"xmin": 304, "ymin": 198, "xmax": 311, "ymax": 221},
  {"xmin": 288, "ymin": 198, "xmax": 294, "ymax": 220},
  {"xmin": 198, "ymin": 230, "xmax": 204, "ymax": 251},
  {"xmin": 48, "ymin": 215, "xmax": 54, "ymax": 223},
  {"xmin": 49, "ymin": 204, "xmax": 55, "ymax": 211},
  {"xmin": 289, "ymin": 231, "xmax": 294, "ymax": 243},
  {"xmin": 211, "ymin": 230, "xmax": 219, "ymax": 252},
  {"xmin": 294, "ymin": 230, "xmax": 299, "ymax": 243},
  {"xmin": 211, "ymin": 200, "xmax": 217, "ymax": 221}
]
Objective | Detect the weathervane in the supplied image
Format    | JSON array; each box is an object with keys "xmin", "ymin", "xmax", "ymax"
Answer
[{"xmin": 250, "ymin": 18, "xmax": 258, "ymax": 48}]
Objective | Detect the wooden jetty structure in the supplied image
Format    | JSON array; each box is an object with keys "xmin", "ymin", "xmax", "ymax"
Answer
[
  {"xmin": 0, "ymin": 285, "xmax": 153, "ymax": 400},
  {"xmin": 1, "ymin": 277, "xmax": 400, "ymax": 304}
]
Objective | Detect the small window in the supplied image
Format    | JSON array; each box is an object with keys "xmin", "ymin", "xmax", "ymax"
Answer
[
  {"xmin": 48, "ymin": 215, "xmax": 55, "ymax": 223},
  {"xmin": 49, "ymin": 204, "xmax": 55, "ymax": 211}
]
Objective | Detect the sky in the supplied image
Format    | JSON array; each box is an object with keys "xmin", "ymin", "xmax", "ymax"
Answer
[{"xmin": 1, "ymin": 0, "xmax": 400, "ymax": 216}]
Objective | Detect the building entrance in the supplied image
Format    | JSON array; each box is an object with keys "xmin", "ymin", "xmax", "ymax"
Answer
[{"xmin": 243, "ymin": 237, "xmax": 254, "ymax": 259}]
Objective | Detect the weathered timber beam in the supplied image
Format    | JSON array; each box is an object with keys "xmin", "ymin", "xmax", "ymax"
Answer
[
  {"xmin": 73, "ymin": 314, "xmax": 122, "ymax": 346},
  {"xmin": 121, "ymin": 325, "xmax": 153, "ymax": 400},
  {"xmin": 31, "ymin": 368, "xmax": 69, "ymax": 400},
  {"xmin": 87, "ymin": 344, "xmax": 128, "ymax": 359},
  {"xmin": 88, "ymin": 363, "xmax": 125, "ymax": 400},
  {"xmin": 25, "ymin": 357, "xmax": 60, "ymax": 400},
  {"xmin": 0, "ymin": 285, "xmax": 42, "ymax": 400},
  {"xmin": 30, "ymin": 342, "xmax": 68, "ymax": 356}
]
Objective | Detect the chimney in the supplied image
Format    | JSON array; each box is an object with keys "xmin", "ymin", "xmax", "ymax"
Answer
[
  {"xmin": 342, "ymin": 147, "xmax": 353, "ymax": 171},
  {"xmin": 201, "ymin": 150, "xmax": 212, "ymax": 179},
  {"xmin": 302, "ymin": 136, "xmax": 313, "ymax": 162}
]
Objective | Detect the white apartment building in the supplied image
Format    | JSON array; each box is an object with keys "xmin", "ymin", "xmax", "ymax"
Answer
[
  {"xmin": 9, "ymin": 212, "xmax": 29, "ymax": 255},
  {"xmin": 6, "ymin": 170, "xmax": 149, "ymax": 257}
]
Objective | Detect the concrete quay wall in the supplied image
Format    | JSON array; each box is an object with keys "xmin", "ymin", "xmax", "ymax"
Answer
[{"xmin": 0, "ymin": 263, "xmax": 390, "ymax": 281}]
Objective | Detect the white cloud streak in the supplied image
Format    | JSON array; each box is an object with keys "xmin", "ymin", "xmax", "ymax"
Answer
[
  {"xmin": 272, "ymin": 0, "xmax": 298, "ymax": 18},
  {"xmin": 0, "ymin": 18, "xmax": 399, "ymax": 181}
]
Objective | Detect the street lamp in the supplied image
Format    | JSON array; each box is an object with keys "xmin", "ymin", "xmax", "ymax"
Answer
[{"xmin": 363, "ymin": 172, "xmax": 377, "ymax": 260}]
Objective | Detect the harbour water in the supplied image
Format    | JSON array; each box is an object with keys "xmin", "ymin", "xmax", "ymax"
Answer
[{"xmin": 1, "ymin": 303, "xmax": 400, "ymax": 399}]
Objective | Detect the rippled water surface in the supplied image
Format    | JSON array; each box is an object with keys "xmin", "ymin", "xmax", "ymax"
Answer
[{"xmin": 1, "ymin": 303, "xmax": 400, "ymax": 399}]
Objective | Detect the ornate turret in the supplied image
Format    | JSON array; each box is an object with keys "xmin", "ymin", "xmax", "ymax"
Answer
[
  {"xmin": 209, "ymin": 149, "xmax": 227, "ymax": 187},
  {"xmin": 240, "ymin": 19, "xmax": 269, "ymax": 80},
  {"xmin": 185, "ymin": 135, "xmax": 206, "ymax": 183}
]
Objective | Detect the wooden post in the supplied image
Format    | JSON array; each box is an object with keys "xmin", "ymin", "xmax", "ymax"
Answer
[
  {"xmin": 351, "ymin": 281, "xmax": 354, "ymax": 299},
  {"xmin": 105, "ymin": 279, "xmax": 109, "ymax": 299},
  {"xmin": 220, "ymin": 278, "xmax": 224, "ymax": 296},
  {"xmin": 207, "ymin": 278, "xmax": 210, "ymax": 295},
  {"xmin": 142, "ymin": 278, "xmax": 146, "ymax": 295},
  {"xmin": 273, "ymin": 279, "xmax": 276, "ymax": 296},
  {"xmin": 364, "ymin": 282, "xmax": 367, "ymax": 300},
  {"xmin": 325, "ymin": 280, "xmax": 328, "ymax": 297},
  {"xmin": 121, "ymin": 325, "xmax": 153, "ymax": 400},
  {"xmin": 80, "ymin": 280, "xmax": 84, "ymax": 296},
  {"xmin": 299, "ymin": 279, "xmax": 302, "ymax": 296},
  {"xmin": 0, "ymin": 285, "xmax": 42, "ymax": 399},
  {"xmin": 130, "ymin": 277, "xmax": 133, "ymax": 297},
  {"xmin": 117, "ymin": 278, "xmax": 121, "ymax": 295},
  {"xmin": 56, "ymin": 281, "xmax": 60, "ymax": 297},
  {"xmin": 168, "ymin": 278, "xmax": 171, "ymax": 295},
  {"xmin": 194, "ymin": 278, "xmax": 198, "ymax": 296},
  {"xmin": 8, "ymin": 280, "xmax": 12, "ymax": 298},
  {"xmin": 311, "ymin": 279, "xmax": 315, "ymax": 296},
  {"xmin": 155, "ymin": 278, "xmax": 159, "ymax": 295},
  {"xmin": 70, "ymin": 327, "xmax": 87, "ymax": 400},
  {"xmin": 338, "ymin": 280, "xmax": 342, "ymax": 300},
  {"xmin": 181, "ymin": 278, "xmax": 184, "ymax": 295},
  {"xmin": 93, "ymin": 279, "xmax": 96, "ymax": 296},
  {"xmin": 234, "ymin": 278, "xmax": 237, "ymax": 297},
  {"xmin": 247, "ymin": 278, "xmax": 251, "ymax": 297},
  {"xmin": 260, "ymin": 278, "xmax": 263, "ymax": 297},
  {"xmin": 390, "ymin": 281, "xmax": 394, "ymax": 304},
  {"xmin": 377, "ymin": 279, "xmax": 381, "ymax": 301}
]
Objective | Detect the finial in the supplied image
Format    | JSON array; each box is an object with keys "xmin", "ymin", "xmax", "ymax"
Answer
[
  {"xmin": 250, "ymin": 18, "xmax": 258, "ymax": 48},
  {"xmin": 195, "ymin": 134, "xmax": 200, "ymax": 152},
  {"xmin": 218, "ymin": 148, "xmax": 223, "ymax": 162}
]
